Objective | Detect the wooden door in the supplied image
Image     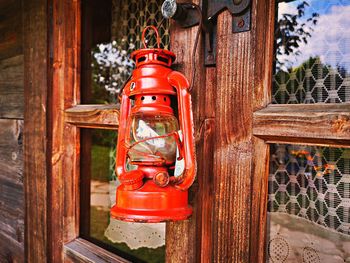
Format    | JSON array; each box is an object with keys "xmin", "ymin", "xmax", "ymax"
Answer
[
  {"xmin": 25, "ymin": 0, "xmax": 350, "ymax": 262},
  {"xmin": 24, "ymin": 0, "xmax": 275, "ymax": 261}
]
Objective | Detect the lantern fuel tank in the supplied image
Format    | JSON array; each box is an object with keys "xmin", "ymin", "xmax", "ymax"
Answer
[{"xmin": 111, "ymin": 26, "xmax": 196, "ymax": 223}]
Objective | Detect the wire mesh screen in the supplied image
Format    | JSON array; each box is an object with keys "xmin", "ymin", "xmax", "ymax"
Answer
[
  {"xmin": 267, "ymin": 144, "xmax": 350, "ymax": 262},
  {"xmin": 88, "ymin": 0, "xmax": 170, "ymax": 104},
  {"xmin": 112, "ymin": 0, "xmax": 170, "ymax": 52},
  {"xmin": 269, "ymin": 145, "xmax": 350, "ymax": 234},
  {"xmin": 272, "ymin": 0, "xmax": 350, "ymax": 104}
]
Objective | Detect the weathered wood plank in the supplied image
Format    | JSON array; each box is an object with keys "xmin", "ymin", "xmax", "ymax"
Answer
[
  {"xmin": 0, "ymin": 0, "xmax": 23, "ymax": 60},
  {"xmin": 250, "ymin": 1, "xmax": 275, "ymax": 262},
  {"xmin": 64, "ymin": 238, "xmax": 129, "ymax": 263},
  {"xmin": 50, "ymin": 0, "xmax": 81, "ymax": 261},
  {"xmin": 212, "ymin": 12, "xmax": 253, "ymax": 263},
  {"xmin": 0, "ymin": 55, "xmax": 24, "ymax": 119},
  {"xmin": 212, "ymin": 0, "xmax": 274, "ymax": 261},
  {"xmin": 253, "ymin": 104, "xmax": 350, "ymax": 147},
  {"xmin": 0, "ymin": 231, "xmax": 24, "ymax": 262},
  {"xmin": 0, "ymin": 119, "xmax": 24, "ymax": 262},
  {"xmin": 23, "ymin": 0, "xmax": 48, "ymax": 261},
  {"xmin": 196, "ymin": 117, "xmax": 215, "ymax": 263},
  {"xmin": 195, "ymin": 66, "xmax": 216, "ymax": 263},
  {"xmin": 65, "ymin": 105, "xmax": 119, "ymax": 129},
  {"xmin": 166, "ymin": 0, "xmax": 210, "ymax": 261}
]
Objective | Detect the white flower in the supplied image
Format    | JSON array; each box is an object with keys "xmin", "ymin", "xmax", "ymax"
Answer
[{"xmin": 91, "ymin": 41, "xmax": 135, "ymax": 99}]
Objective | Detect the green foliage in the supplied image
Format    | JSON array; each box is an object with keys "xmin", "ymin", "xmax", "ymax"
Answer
[
  {"xmin": 91, "ymin": 145, "xmax": 112, "ymax": 182},
  {"xmin": 276, "ymin": 0, "xmax": 319, "ymax": 70}
]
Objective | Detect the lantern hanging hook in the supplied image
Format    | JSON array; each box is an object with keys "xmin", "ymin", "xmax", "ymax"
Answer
[{"xmin": 142, "ymin": 25, "xmax": 161, "ymax": 49}]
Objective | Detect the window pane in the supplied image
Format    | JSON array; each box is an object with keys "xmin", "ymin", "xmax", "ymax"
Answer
[
  {"xmin": 81, "ymin": 0, "xmax": 170, "ymax": 104},
  {"xmin": 273, "ymin": 0, "xmax": 350, "ymax": 104},
  {"xmin": 267, "ymin": 144, "xmax": 350, "ymax": 262},
  {"xmin": 80, "ymin": 129, "xmax": 165, "ymax": 263}
]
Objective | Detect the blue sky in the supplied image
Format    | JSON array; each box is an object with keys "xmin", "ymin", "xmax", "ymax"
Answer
[
  {"xmin": 277, "ymin": 0, "xmax": 350, "ymax": 71},
  {"xmin": 280, "ymin": 0, "xmax": 350, "ymax": 17}
]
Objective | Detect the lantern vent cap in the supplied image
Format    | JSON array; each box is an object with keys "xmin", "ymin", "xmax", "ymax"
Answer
[
  {"xmin": 132, "ymin": 25, "xmax": 176, "ymax": 68},
  {"xmin": 131, "ymin": 48, "xmax": 176, "ymax": 68}
]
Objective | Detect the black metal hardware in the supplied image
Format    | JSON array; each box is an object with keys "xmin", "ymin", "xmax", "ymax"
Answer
[
  {"xmin": 204, "ymin": 0, "xmax": 252, "ymax": 66},
  {"xmin": 207, "ymin": 0, "xmax": 251, "ymax": 21},
  {"xmin": 161, "ymin": 0, "xmax": 200, "ymax": 28},
  {"xmin": 161, "ymin": 0, "xmax": 252, "ymax": 66}
]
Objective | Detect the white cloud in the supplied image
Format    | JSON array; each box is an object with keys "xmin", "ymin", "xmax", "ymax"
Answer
[
  {"xmin": 279, "ymin": 4, "xmax": 350, "ymax": 70},
  {"xmin": 278, "ymin": 2, "xmax": 298, "ymax": 20}
]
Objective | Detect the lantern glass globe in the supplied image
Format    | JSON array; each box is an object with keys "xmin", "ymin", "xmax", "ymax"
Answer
[{"xmin": 128, "ymin": 113, "xmax": 179, "ymax": 165}]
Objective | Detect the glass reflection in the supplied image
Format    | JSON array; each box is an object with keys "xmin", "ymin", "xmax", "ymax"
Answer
[
  {"xmin": 267, "ymin": 144, "xmax": 350, "ymax": 262},
  {"xmin": 82, "ymin": 0, "xmax": 170, "ymax": 104},
  {"xmin": 273, "ymin": 0, "xmax": 350, "ymax": 104},
  {"xmin": 80, "ymin": 129, "xmax": 165, "ymax": 263},
  {"xmin": 128, "ymin": 113, "xmax": 179, "ymax": 165}
]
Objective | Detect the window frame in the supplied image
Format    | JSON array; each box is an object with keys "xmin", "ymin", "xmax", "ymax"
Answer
[{"xmin": 49, "ymin": 0, "xmax": 128, "ymax": 261}]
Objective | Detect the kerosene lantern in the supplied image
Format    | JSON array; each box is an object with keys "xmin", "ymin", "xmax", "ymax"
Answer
[{"xmin": 111, "ymin": 26, "xmax": 196, "ymax": 222}]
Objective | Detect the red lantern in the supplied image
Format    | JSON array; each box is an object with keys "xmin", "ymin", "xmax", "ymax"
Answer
[{"xmin": 111, "ymin": 26, "xmax": 196, "ymax": 222}]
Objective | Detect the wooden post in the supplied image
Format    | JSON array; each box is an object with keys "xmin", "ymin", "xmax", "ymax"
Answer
[
  {"xmin": 212, "ymin": 1, "xmax": 274, "ymax": 262},
  {"xmin": 50, "ymin": 0, "xmax": 81, "ymax": 261},
  {"xmin": 23, "ymin": 0, "xmax": 49, "ymax": 261},
  {"xmin": 166, "ymin": 0, "xmax": 216, "ymax": 262},
  {"xmin": 167, "ymin": 0, "xmax": 275, "ymax": 262}
]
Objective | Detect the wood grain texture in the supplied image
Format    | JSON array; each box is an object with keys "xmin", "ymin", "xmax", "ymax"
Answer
[
  {"xmin": 0, "ymin": 0, "xmax": 23, "ymax": 60},
  {"xmin": 249, "ymin": 1, "xmax": 275, "ymax": 262},
  {"xmin": 213, "ymin": 12, "xmax": 253, "ymax": 263},
  {"xmin": 0, "ymin": 55, "xmax": 24, "ymax": 119},
  {"xmin": 195, "ymin": 66, "xmax": 217, "ymax": 263},
  {"xmin": 253, "ymin": 104, "xmax": 350, "ymax": 147},
  {"xmin": 65, "ymin": 105, "xmax": 119, "ymax": 129},
  {"xmin": 196, "ymin": 117, "xmax": 215, "ymax": 263},
  {"xmin": 50, "ymin": 0, "xmax": 81, "ymax": 261},
  {"xmin": 166, "ymin": 0, "xmax": 212, "ymax": 261},
  {"xmin": 0, "ymin": 119, "xmax": 24, "ymax": 262},
  {"xmin": 212, "ymin": 0, "xmax": 274, "ymax": 262},
  {"xmin": 23, "ymin": 0, "xmax": 48, "ymax": 261},
  {"xmin": 64, "ymin": 238, "xmax": 130, "ymax": 263}
]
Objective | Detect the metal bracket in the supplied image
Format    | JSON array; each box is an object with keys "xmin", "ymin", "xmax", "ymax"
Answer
[
  {"xmin": 205, "ymin": 0, "xmax": 252, "ymax": 66},
  {"xmin": 161, "ymin": 0, "xmax": 252, "ymax": 66}
]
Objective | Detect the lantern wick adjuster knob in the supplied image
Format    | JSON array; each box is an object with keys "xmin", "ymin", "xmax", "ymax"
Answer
[
  {"xmin": 153, "ymin": 171, "xmax": 170, "ymax": 187},
  {"xmin": 119, "ymin": 170, "xmax": 144, "ymax": 191}
]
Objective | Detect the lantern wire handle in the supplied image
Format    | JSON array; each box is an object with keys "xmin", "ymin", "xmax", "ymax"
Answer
[{"xmin": 142, "ymin": 25, "xmax": 161, "ymax": 49}]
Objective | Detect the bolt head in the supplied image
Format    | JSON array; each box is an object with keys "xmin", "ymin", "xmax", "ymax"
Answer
[
  {"xmin": 161, "ymin": 0, "xmax": 177, "ymax": 19},
  {"xmin": 238, "ymin": 19, "xmax": 245, "ymax": 28}
]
